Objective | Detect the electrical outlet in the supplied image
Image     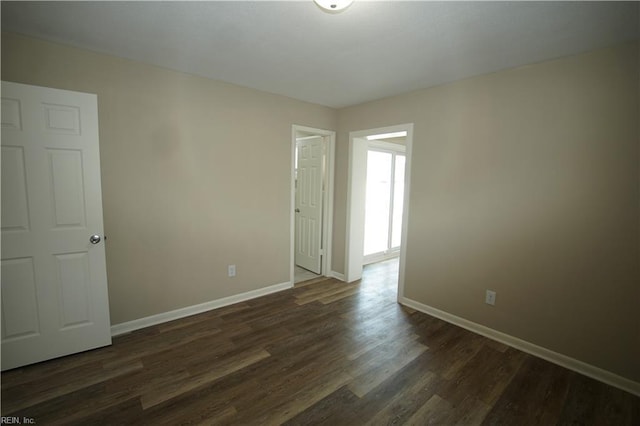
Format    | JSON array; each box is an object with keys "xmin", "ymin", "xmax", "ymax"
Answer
[
  {"xmin": 485, "ymin": 290, "xmax": 496, "ymax": 306},
  {"xmin": 228, "ymin": 265, "xmax": 236, "ymax": 277}
]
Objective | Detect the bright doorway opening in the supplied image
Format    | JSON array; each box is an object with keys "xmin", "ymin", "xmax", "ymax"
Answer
[
  {"xmin": 363, "ymin": 141, "xmax": 406, "ymax": 265},
  {"xmin": 346, "ymin": 124, "xmax": 413, "ymax": 301}
]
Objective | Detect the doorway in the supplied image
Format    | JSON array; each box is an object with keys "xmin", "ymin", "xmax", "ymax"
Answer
[
  {"xmin": 290, "ymin": 125, "xmax": 335, "ymax": 285},
  {"xmin": 364, "ymin": 140, "xmax": 406, "ymax": 265},
  {"xmin": 345, "ymin": 124, "xmax": 414, "ymax": 300}
]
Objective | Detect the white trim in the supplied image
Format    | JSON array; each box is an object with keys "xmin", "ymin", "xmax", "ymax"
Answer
[
  {"xmin": 111, "ymin": 281, "xmax": 292, "ymax": 336},
  {"xmin": 291, "ymin": 125, "xmax": 335, "ymax": 284},
  {"xmin": 397, "ymin": 125, "xmax": 413, "ymax": 302},
  {"xmin": 329, "ymin": 270, "xmax": 345, "ymax": 281},
  {"xmin": 345, "ymin": 135, "xmax": 368, "ymax": 282},
  {"xmin": 367, "ymin": 139, "xmax": 406, "ymax": 153},
  {"xmin": 399, "ymin": 296, "xmax": 640, "ymax": 397},
  {"xmin": 366, "ymin": 131, "xmax": 407, "ymax": 140},
  {"xmin": 296, "ymin": 135, "xmax": 322, "ymax": 141},
  {"xmin": 363, "ymin": 250, "xmax": 400, "ymax": 266}
]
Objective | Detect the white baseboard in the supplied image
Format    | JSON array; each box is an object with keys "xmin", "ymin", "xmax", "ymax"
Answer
[
  {"xmin": 329, "ymin": 271, "xmax": 345, "ymax": 281},
  {"xmin": 399, "ymin": 296, "xmax": 640, "ymax": 397},
  {"xmin": 111, "ymin": 281, "xmax": 293, "ymax": 337}
]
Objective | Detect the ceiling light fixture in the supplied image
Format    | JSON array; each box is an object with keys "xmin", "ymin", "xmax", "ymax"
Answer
[{"xmin": 314, "ymin": 0, "xmax": 354, "ymax": 13}]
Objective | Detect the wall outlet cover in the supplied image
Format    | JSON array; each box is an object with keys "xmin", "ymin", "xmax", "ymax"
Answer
[{"xmin": 485, "ymin": 290, "xmax": 496, "ymax": 306}]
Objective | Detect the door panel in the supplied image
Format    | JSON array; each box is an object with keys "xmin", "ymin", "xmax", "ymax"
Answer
[
  {"xmin": 48, "ymin": 149, "xmax": 87, "ymax": 228},
  {"xmin": 295, "ymin": 137, "xmax": 323, "ymax": 274},
  {"xmin": 55, "ymin": 252, "xmax": 92, "ymax": 328},
  {"xmin": 1, "ymin": 257, "xmax": 39, "ymax": 341},
  {"xmin": 1, "ymin": 146, "xmax": 30, "ymax": 232},
  {"xmin": 1, "ymin": 81, "xmax": 111, "ymax": 370}
]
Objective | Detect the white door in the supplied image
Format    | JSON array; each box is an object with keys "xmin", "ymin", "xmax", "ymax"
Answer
[
  {"xmin": 1, "ymin": 81, "xmax": 112, "ymax": 370},
  {"xmin": 295, "ymin": 137, "xmax": 323, "ymax": 274}
]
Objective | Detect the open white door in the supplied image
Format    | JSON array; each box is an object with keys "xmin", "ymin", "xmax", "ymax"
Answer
[
  {"xmin": 295, "ymin": 136, "xmax": 323, "ymax": 274},
  {"xmin": 1, "ymin": 81, "xmax": 112, "ymax": 370}
]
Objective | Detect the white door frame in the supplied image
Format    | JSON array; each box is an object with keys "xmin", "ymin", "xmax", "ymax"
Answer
[
  {"xmin": 345, "ymin": 123, "xmax": 414, "ymax": 300},
  {"xmin": 290, "ymin": 125, "xmax": 336, "ymax": 284}
]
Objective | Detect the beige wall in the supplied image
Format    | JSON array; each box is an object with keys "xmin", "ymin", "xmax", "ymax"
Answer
[
  {"xmin": 1, "ymin": 32, "xmax": 337, "ymax": 325},
  {"xmin": 3, "ymin": 31, "xmax": 638, "ymax": 383},
  {"xmin": 335, "ymin": 42, "xmax": 640, "ymax": 382}
]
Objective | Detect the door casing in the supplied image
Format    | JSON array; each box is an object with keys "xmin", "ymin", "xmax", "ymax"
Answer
[
  {"xmin": 290, "ymin": 125, "xmax": 335, "ymax": 284},
  {"xmin": 346, "ymin": 123, "xmax": 414, "ymax": 301}
]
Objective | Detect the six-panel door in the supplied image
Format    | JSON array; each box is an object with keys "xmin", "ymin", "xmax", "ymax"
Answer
[
  {"xmin": 1, "ymin": 81, "xmax": 112, "ymax": 370},
  {"xmin": 295, "ymin": 137, "xmax": 324, "ymax": 274}
]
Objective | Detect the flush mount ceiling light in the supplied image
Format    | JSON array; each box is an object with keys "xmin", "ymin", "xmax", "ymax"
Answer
[{"xmin": 314, "ymin": 0, "xmax": 354, "ymax": 13}]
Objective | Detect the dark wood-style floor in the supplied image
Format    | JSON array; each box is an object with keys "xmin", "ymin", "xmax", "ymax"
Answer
[{"xmin": 2, "ymin": 259, "xmax": 639, "ymax": 425}]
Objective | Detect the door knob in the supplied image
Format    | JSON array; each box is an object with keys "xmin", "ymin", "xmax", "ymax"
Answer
[
  {"xmin": 295, "ymin": 208, "xmax": 300, "ymax": 213},
  {"xmin": 89, "ymin": 234, "xmax": 101, "ymax": 244}
]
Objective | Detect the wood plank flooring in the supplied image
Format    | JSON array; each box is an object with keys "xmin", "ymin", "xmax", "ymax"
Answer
[{"xmin": 2, "ymin": 259, "xmax": 639, "ymax": 425}]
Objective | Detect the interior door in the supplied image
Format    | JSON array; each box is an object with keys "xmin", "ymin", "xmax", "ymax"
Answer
[
  {"xmin": 295, "ymin": 136, "xmax": 323, "ymax": 274},
  {"xmin": 1, "ymin": 81, "xmax": 112, "ymax": 370}
]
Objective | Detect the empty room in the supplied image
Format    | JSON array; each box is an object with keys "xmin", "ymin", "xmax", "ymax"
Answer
[{"xmin": 1, "ymin": 1, "xmax": 638, "ymax": 424}]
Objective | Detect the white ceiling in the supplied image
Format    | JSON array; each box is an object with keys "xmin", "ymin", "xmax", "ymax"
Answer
[{"xmin": 2, "ymin": 1, "xmax": 638, "ymax": 108}]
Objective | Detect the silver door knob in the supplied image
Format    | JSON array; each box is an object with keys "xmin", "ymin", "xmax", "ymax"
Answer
[{"xmin": 89, "ymin": 234, "xmax": 101, "ymax": 244}]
